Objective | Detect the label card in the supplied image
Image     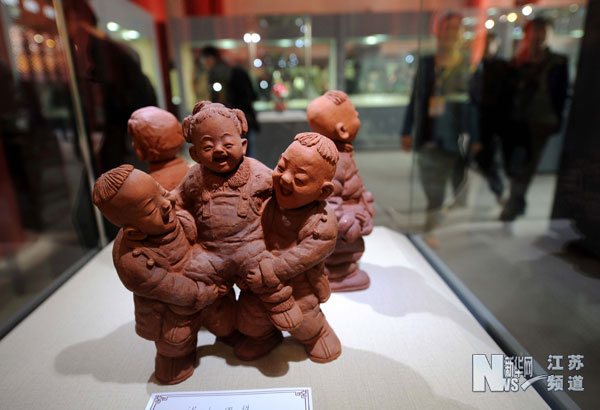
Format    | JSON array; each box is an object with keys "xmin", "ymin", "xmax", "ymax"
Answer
[{"xmin": 145, "ymin": 387, "xmax": 313, "ymax": 410}]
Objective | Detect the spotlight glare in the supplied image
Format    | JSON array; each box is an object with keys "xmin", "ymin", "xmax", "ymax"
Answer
[{"xmin": 107, "ymin": 22, "xmax": 120, "ymax": 32}]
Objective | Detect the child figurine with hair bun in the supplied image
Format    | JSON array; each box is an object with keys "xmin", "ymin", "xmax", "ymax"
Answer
[{"xmin": 173, "ymin": 101, "xmax": 282, "ymax": 355}]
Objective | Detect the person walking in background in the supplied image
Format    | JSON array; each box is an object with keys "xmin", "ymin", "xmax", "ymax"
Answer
[
  {"xmin": 500, "ymin": 17, "xmax": 568, "ymax": 221},
  {"xmin": 200, "ymin": 46, "xmax": 260, "ymax": 157},
  {"xmin": 469, "ymin": 32, "xmax": 511, "ymax": 203},
  {"xmin": 401, "ymin": 12, "xmax": 474, "ymax": 247}
]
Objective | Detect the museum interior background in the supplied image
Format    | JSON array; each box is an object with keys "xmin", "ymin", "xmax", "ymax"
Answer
[{"xmin": 0, "ymin": 0, "xmax": 598, "ymax": 408}]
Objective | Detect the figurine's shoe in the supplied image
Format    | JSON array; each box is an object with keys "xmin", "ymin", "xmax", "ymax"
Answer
[
  {"xmin": 269, "ymin": 302, "xmax": 303, "ymax": 331},
  {"xmin": 329, "ymin": 268, "xmax": 370, "ymax": 292},
  {"xmin": 303, "ymin": 322, "xmax": 341, "ymax": 363},
  {"xmin": 155, "ymin": 352, "xmax": 195, "ymax": 385},
  {"xmin": 234, "ymin": 331, "xmax": 283, "ymax": 361}
]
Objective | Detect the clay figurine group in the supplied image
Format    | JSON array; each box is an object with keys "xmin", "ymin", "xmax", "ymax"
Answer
[{"xmin": 93, "ymin": 91, "xmax": 373, "ymax": 384}]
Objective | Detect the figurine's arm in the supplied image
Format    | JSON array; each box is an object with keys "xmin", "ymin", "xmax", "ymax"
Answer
[
  {"xmin": 268, "ymin": 206, "xmax": 338, "ymax": 283},
  {"xmin": 175, "ymin": 209, "xmax": 197, "ymax": 244},
  {"xmin": 337, "ymin": 164, "xmax": 374, "ymax": 239},
  {"xmin": 172, "ymin": 164, "xmax": 200, "ymax": 213},
  {"xmin": 117, "ymin": 250, "xmax": 217, "ymax": 311},
  {"xmin": 183, "ymin": 249, "xmax": 228, "ymax": 287}
]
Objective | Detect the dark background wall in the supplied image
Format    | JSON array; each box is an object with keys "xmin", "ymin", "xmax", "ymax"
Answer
[{"xmin": 552, "ymin": 0, "xmax": 600, "ymax": 256}]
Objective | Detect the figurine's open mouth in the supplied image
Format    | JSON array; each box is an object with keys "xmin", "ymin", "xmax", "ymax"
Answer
[
  {"xmin": 162, "ymin": 210, "xmax": 174, "ymax": 225},
  {"xmin": 279, "ymin": 184, "xmax": 293, "ymax": 196},
  {"xmin": 213, "ymin": 158, "xmax": 228, "ymax": 166}
]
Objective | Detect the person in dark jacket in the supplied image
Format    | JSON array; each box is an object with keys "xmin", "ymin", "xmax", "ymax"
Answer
[
  {"xmin": 469, "ymin": 33, "xmax": 511, "ymax": 202},
  {"xmin": 500, "ymin": 17, "xmax": 568, "ymax": 221}
]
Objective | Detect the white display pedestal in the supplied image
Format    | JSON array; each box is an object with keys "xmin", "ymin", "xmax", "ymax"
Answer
[{"xmin": 0, "ymin": 227, "xmax": 548, "ymax": 409}]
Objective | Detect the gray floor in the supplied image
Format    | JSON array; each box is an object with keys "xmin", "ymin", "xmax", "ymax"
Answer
[{"xmin": 356, "ymin": 149, "xmax": 599, "ymax": 410}]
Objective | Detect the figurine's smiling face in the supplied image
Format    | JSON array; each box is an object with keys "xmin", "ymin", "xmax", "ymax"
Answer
[
  {"xmin": 111, "ymin": 170, "xmax": 177, "ymax": 236},
  {"xmin": 273, "ymin": 142, "xmax": 333, "ymax": 209},
  {"xmin": 189, "ymin": 116, "xmax": 247, "ymax": 174}
]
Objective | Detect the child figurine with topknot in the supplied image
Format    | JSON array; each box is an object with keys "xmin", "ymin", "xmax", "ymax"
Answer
[
  {"xmin": 93, "ymin": 165, "xmax": 231, "ymax": 385},
  {"xmin": 239, "ymin": 132, "xmax": 342, "ymax": 363}
]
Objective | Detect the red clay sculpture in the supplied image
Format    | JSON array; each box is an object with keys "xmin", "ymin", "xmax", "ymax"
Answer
[
  {"xmin": 128, "ymin": 106, "xmax": 190, "ymax": 191},
  {"xmin": 307, "ymin": 90, "xmax": 375, "ymax": 291}
]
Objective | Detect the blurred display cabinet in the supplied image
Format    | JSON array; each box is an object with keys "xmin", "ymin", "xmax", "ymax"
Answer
[{"xmin": 168, "ymin": 7, "xmax": 585, "ymax": 150}]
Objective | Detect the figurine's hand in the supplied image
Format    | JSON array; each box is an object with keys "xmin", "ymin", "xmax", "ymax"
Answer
[
  {"xmin": 245, "ymin": 268, "xmax": 264, "ymax": 289},
  {"xmin": 344, "ymin": 219, "xmax": 362, "ymax": 243},
  {"xmin": 216, "ymin": 284, "xmax": 229, "ymax": 297},
  {"xmin": 355, "ymin": 211, "xmax": 373, "ymax": 236},
  {"xmin": 338, "ymin": 214, "xmax": 356, "ymax": 236}
]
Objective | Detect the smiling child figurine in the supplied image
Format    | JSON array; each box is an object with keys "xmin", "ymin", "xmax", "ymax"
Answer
[
  {"xmin": 306, "ymin": 90, "xmax": 375, "ymax": 292},
  {"xmin": 93, "ymin": 165, "xmax": 232, "ymax": 385},
  {"xmin": 128, "ymin": 106, "xmax": 190, "ymax": 191},
  {"xmin": 174, "ymin": 102, "xmax": 284, "ymax": 354},
  {"xmin": 237, "ymin": 132, "xmax": 342, "ymax": 363}
]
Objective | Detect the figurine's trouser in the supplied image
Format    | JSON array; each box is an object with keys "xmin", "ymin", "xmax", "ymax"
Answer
[
  {"xmin": 201, "ymin": 238, "xmax": 266, "ymax": 285},
  {"xmin": 155, "ymin": 291, "xmax": 237, "ymax": 358},
  {"xmin": 237, "ymin": 277, "xmax": 326, "ymax": 344},
  {"xmin": 287, "ymin": 280, "xmax": 327, "ymax": 344},
  {"xmin": 325, "ymin": 237, "xmax": 365, "ymax": 280},
  {"xmin": 200, "ymin": 289, "xmax": 237, "ymax": 337},
  {"xmin": 155, "ymin": 309, "xmax": 202, "ymax": 358}
]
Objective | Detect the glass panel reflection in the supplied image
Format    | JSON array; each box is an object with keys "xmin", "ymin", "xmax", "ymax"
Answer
[{"xmin": 0, "ymin": 0, "xmax": 99, "ymax": 333}]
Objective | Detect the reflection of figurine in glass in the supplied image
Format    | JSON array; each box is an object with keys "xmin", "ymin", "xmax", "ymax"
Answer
[
  {"xmin": 401, "ymin": 12, "xmax": 473, "ymax": 247},
  {"xmin": 128, "ymin": 107, "xmax": 190, "ymax": 191},
  {"xmin": 469, "ymin": 33, "xmax": 510, "ymax": 203},
  {"xmin": 236, "ymin": 133, "xmax": 342, "ymax": 363},
  {"xmin": 307, "ymin": 91, "xmax": 374, "ymax": 291},
  {"xmin": 500, "ymin": 17, "xmax": 568, "ymax": 221},
  {"xmin": 93, "ymin": 165, "xmax": 231, "ymax": 384}
]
